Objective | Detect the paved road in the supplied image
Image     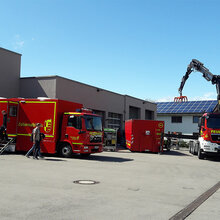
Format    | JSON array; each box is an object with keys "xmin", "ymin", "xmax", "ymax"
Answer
[{"xmin": 0, "ymin": 149, "xmax": 219, "ymax": 220}]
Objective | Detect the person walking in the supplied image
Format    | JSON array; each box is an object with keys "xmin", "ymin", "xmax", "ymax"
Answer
[{"xmin": 29, "ymin": 123, "xmax": 42, "ymax": 159}]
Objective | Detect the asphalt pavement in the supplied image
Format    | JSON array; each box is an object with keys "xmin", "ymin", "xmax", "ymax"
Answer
[{"xmin": 0, "ymin": 148, "xmax": 219, "ymax": 220}]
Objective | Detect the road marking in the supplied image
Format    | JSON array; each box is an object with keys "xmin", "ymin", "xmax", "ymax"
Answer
[{"xmin": 169, "ymin": 181, "xmax": 220, "ymax": 220}]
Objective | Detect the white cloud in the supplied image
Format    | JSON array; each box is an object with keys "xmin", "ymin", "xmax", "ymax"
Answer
[
  {"xmin": 156, "ymin": 96, "xmax": 175, "ymax": 102},
  {"xmin": 13, "ymin": 34, "xmax": 25, "ymax": 49},
  {"xmin": 156, "ymin": 92, "xmax": 217, "ymax": 103},
  {"xmin": 191, "ymin": 92, "xmax": 216, "ymax": 101}
]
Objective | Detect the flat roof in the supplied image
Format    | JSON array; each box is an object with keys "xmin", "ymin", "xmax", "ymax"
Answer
[{"xmin": 0, "ymin": 47, "xmax": 22, "ymax": 56}]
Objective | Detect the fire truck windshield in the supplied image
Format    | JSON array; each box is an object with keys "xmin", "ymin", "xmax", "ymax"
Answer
[
  {"xmin": 84, "ymin": 115, "xmax": 102, "ymax": 131},
  {"xmin": 207, "ymin": 117, "xmax": 220, "ymax": 129}
]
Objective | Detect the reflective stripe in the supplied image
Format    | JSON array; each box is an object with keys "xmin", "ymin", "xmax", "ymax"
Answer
[
  {"xmin": 17, "ymin": 133, "xmax": 54, "ymax": 138},
  {"xmin": 72, "ymin": 142, "xmax": 83, "ymax": 145},
  {"xmin": 9, "ymin": 101, "xmax": 18, "ymax": 104},
  {"xmin": 0, "ymin": 101, "xmax": 8, "ymax": 103},
  {"xmin": 64, "ymin": 112, "xmax": 81, "ymax": 115},
  {"xmin": 8, "ymin": 134, "xmax": 17, "ymax": 137},
  {"xmin": 17, "ymin": 134, "xmax": 30, "ymax": 136}
]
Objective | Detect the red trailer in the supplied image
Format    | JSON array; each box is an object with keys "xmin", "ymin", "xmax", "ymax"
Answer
[
  {"xmin": 0, "ymin": 98, "xmax": 103, "ymax": 157},
  {"xmin": 125, "ymin": 120, "xmax": 164, "ymax": 153}
]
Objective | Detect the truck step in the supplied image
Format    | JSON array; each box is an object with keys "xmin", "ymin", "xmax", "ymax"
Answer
[{"xmin": 0, "ymin": 139, "xmax": 15, "ymax": 155}]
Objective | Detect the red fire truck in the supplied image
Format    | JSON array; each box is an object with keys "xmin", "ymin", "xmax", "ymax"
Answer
[
  {"xmin": 0, "ymin": 98, "xmax": 103, "ymax": 157},
  {"xmin": 125, "ymin": 119, "xmax": 164, "ymax": 153},
  {"xmin": 189, "ymin": 112, "xmax": 220, "ymax": 159}
]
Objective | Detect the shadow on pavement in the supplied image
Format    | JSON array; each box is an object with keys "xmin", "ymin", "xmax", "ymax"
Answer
[
  {"xmin": 161, "ymin": 150, "xmax": 191, "ymax": 157},
  {"xmin": 73, "ymin": 154, "xmax": 134, "ymax": 163},
  {"xmin": 204, "ymin": 156, "xmax": 220, "ymax": 162},
  {"xmin": 44, "ymin": 158, "xmax": 67, "ymax": 162}
]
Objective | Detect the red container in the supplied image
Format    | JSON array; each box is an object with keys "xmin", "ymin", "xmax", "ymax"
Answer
[{"xmin": 125, "ymin": 120, "xmax": 164, "ymax": 153}]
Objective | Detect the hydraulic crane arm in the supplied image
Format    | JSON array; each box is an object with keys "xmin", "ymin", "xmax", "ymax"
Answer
[
  {"xmin": 175, "ymin": 59, "xmax": 220, "ymax": 108},
  {"xmin": 178, "ymin": 59, "xmax": 214, "ymax": 97}
]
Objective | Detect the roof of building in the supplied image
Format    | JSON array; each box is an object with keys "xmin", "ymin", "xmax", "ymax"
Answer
[
  {"xmin": 0, "ymin": 47, "xmax": 22, "ymax": 56},
  {"xmin": 157, "ymin": 100, "xmax": 218, "ymax": 114}
]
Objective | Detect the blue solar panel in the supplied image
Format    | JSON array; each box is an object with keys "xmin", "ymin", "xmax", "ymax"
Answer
[{"xmin": 157, "ymin": 100, "xmax": 217, "ymax": 114}]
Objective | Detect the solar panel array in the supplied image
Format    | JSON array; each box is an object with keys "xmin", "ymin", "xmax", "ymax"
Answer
[{"xmin": 157, "ymin": 100, "xmax": 217, "ymax": 114}]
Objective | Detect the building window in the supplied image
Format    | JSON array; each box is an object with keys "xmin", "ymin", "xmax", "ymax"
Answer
[
  {"xmin": 129, "ymin": 106, "xmax": 140, "ymax": 119},
  {"xmin": 171, "ymin": 116, "xmax": 182, "ymax": 123},
  {"xmin": 107, "ymin": 112, "xmax": 122, "ymax": 129},
  {"xmin": 145, "ymin": 110, "xmax": 154, "ymax": 120},
  {"xmin": 193, "ymin": 116, "xmax": 200, "ymax": 124}
]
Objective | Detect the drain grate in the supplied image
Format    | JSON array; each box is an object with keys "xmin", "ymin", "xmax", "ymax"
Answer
[{"xmin": 73, "ymin": 180, "xmax": 100, "ymax": 185}]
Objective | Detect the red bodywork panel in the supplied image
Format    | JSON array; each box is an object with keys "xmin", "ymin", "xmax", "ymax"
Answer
[
  {"xmin": 125, "ymin": 120, "xmax": 164, "ymax": 153},
  {"xmin": 200, "ymin": 113, "xmax": 220, "ymax": 143},
  {"xmin": 0, "ymin": 98, "xmax": 103, "ymax": 154}
]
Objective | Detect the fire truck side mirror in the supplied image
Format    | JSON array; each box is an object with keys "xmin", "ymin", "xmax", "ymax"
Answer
[{"xmin": 198, "ymin": 118, "xmax": 201, "ymax": 127}]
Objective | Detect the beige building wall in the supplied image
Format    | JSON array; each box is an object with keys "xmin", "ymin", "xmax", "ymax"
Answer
[
  {"xmin": 0, "ymin": 48, "xmax": 21, "ymax": 98},
  {"xmin": 124, "ymin": 95, "xmax": 157, "ymax": 121},
  {"xmin": 20, "ymin": 75, "xmax": 157, "ymax": 129},
  {"xmin": 20, "ymin": 76, "xmax": 56, "ymax": 98}
]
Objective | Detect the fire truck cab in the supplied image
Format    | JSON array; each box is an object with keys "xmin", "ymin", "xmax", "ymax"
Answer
[{"xmin": 189, "ymin": 112, "xmax": 220, "ymax": 159}]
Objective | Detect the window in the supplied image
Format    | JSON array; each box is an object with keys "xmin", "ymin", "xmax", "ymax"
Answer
[
  {"xmin": 9, "ymin": 106, "xmax": 17, "ymax": 117},
  {"xmin": 67, "ymin": 116, "xmax": 82, "ymax": 129},
  {"xmin": 145, "ymin": 110, "xmax": 154, "ymax": 120},
  {"xmin": 93, "ymin": 109, "xmax": 105, "ymax": 126},
  {"xmin": 129, "ymin": 106, "xmax": 140, "ymax": 119},
  {"xmin": 107, "ymin": 112, "xmax": 122, "ymax": 129},
  {"xmin": 193, "ymin": 116, "xmax": 200, "ymax": 123},
  {"xmin": 171, "ymin": 116, "xmax": 182, "ymax": 123},
  {"xmin": 84, "ymin": 115, "xmax": 102, "ymax": 131}
]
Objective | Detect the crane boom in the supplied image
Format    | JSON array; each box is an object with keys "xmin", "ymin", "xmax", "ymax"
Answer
[
  {"xmin": 175, "ymin": 59, "xmax": 220, "ymax": 111},
  {"xmin": 178, "ymin": 59, "xmax": 214, "ymax": 96}
]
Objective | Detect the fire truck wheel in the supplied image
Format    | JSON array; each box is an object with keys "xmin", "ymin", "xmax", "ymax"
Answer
[
  {"xmin": 198, "ymin": 148, "xmax": 204, "ymax": 160},
  {"xmin": 59, "ymin": 143, "xmax": 73, "ymax": 158},
  {"xmin": 193, "ymin": 143, "xmax": 197, "ymax": 155}
]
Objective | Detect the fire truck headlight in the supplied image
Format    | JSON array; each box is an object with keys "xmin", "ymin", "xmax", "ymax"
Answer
[{"xmin": 84, "ymin": 146, "xmax": 89, "ymax": 149}]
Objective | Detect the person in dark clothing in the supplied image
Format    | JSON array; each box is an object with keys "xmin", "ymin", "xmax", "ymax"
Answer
[
  {"xmin": 0, "ymin": 110, "xmax": 8, "ymax": 141},
  {"xmin": 32, "ymin": 123, "xmax": 41, "ymax": 160}
]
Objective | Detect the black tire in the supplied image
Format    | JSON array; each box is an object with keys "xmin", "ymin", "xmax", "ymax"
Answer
[
  {"xmin": 193, "ymin": 143, "xmax": 198, "ymax": 155},
  {"xmin": 195, "ymin": 143, "xmax": 199, "ymax": 155},
  {"xmin": 198, "ymin": 148, "xmax": 204, "ymax": 160},
  {"xmin": 189, "ymin": 145, "xmax": 192, "ymax": 153},
  {"xmin": 59, "ymin": 143, "xmax": 73, "ymax": 158}
]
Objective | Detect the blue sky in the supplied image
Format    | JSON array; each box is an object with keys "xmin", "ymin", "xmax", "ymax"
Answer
[{"xmin": 1, "ymin": 0, "xmax": 220, "ymax": 101}]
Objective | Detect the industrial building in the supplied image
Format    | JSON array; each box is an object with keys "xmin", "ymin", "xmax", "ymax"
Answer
[
  {"xmin": 0, "ymin": 47, "xmax": 156, "ymax": 129},
  {"xmin": 157, "ymin": 100, "xmax": 217, "ymax": 135}
]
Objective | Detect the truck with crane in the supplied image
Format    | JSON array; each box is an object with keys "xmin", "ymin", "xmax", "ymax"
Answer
[{"xmin": 175, "ymin": 59, "xmax": 220, "ymax": 159}]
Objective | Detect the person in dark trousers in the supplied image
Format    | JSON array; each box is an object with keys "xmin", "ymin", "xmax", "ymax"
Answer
[
  {"xmin": 31, "ymin": 123, "xmax": 42, "ymax": 160},
  {"xmin": 0, "ymin": 110, "xmax": 8, "ymax": 141}
]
